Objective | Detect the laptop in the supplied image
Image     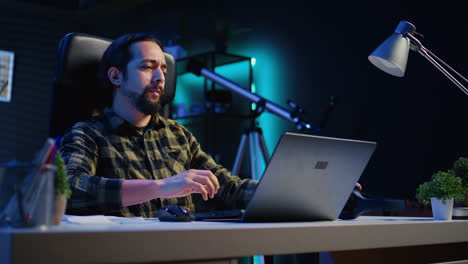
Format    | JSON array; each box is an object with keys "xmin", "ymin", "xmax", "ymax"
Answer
[{"xmin": 194, "ymin": 132, "xmax": 377, "ymax": 222}]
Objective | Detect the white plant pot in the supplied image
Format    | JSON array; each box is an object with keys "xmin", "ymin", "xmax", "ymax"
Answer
[{"xmin": 431, "ymin": 198, "xmax": 454, "ymax": 220}]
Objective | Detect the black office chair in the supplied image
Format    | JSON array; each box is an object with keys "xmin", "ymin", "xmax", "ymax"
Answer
[{"xmin": 49, "ymin": 32, "xmax": 177, "ymax": 138}]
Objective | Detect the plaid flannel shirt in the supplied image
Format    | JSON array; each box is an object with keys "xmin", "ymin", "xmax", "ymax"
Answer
[{"xmin": 59, "ymin": 108, "xmax": 258, "ymax": 217}]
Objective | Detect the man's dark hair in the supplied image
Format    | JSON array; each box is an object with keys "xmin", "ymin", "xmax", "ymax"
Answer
[{"xmin": 97, "ymin": 33, "xmax": 164, "ymax": 108}]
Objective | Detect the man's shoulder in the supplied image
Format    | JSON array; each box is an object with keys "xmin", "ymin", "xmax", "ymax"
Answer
[
  {"xmin": 69, "ymin": 115, "xmax": 106, "ymax": 133},
  {"xmin": 160, "ymin": 117, "xmax": 188, "ymax": 131}
]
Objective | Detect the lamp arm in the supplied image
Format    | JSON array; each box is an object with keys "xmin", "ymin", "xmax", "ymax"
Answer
[
  {"xmin": 418, "ymin": 47, "xmax": 468, "ymax": 96},
  {"xmin": 424, "ymin": 48, "xmax": 468, "ymax": 83},
  {"xmin": 406, "ymin": 34, "xmax": 468, "ymax": 96}
]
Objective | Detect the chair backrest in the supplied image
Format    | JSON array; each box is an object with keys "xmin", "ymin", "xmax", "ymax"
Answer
[{"xmin": 49, "ymin": 32, "xmax": 177, "ymax": 137}]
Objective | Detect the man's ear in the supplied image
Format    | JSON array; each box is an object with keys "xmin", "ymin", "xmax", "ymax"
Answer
[{"xmin": 107, "ymin": 67, "xmax": 123, "ymax": 87}]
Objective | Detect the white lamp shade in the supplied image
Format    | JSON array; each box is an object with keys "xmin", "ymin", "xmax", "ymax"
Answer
[{"xmin": 368, "ymin": 33, "xmax": 410, "ymax": 77}]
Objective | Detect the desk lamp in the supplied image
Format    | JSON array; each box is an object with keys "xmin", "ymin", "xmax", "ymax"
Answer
[
  {"xmin": 368, "ymin": 21, "xmax": 468, "ymax": 96},
  {"xmin": 369, "ymin": 21, "xmax": 468, "ymax": 219}
]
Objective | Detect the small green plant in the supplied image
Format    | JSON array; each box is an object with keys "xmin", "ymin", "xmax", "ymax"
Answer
[
  {"xmin": 452, "ymin": 157, "xmax": 468, "ymax": 188},
  {"xmin": 416, "ymin": 171, "xmax": 465, "ymax": 205},
  {"xmin": 54, "ymin": 151, "xmax": 71, "ymax": 198}
]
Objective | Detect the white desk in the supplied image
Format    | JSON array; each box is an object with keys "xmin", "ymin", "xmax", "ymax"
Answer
[{"xmin": 1, "ymin": 216, "xmax": 468, "ymax": 264}]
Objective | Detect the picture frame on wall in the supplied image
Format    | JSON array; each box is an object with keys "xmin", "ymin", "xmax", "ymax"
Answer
[{"xmin": 0, "ymin": 50, "xmax": 15, "ymax": 103}]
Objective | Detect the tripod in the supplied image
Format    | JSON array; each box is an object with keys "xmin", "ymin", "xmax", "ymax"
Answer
[{"xmin": 232, "ymin": 110, "xmax": 270, "ymax": 180}]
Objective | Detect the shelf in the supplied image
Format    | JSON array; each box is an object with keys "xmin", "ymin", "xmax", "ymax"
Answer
[{"xmin": 176, "ymin": 52, "xmax": 252, "ymax": 76}]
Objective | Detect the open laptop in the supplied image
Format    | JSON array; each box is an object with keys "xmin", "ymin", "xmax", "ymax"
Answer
[{"xmin": 194, "ymin": 132, "xmax": 377, "ymax": 222}]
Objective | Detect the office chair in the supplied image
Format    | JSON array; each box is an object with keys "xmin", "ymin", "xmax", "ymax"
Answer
[{"xmin": 49, "ymin": 32, "xmax": 177, "ymax": 138}]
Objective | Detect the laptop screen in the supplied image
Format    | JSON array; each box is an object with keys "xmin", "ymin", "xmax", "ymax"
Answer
[{"xmin": 240, "ymin": 132, "xmax": 376, "ymax": 222}]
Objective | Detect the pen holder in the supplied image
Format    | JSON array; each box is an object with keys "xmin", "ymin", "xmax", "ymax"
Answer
[{"xmin": 0, "ymin": 162, "xmax": 57, "ymax": 227}]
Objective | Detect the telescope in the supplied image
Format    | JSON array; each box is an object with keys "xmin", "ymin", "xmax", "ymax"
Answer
[{"xmin": 187, "ymin": 59, "xmax": 315, "ymax": 179}]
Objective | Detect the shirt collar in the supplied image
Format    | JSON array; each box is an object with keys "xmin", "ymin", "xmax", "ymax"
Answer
[{"xmin": 103, "ymin": 108, "xmax": 166, "ymax": 135}]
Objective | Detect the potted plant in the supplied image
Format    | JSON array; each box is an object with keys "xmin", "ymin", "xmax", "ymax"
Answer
[
  {"xmin": 416, "ymin": 171, "xmax": 465, "ymax": 220},
  {"xmin": 452, "ymin": 157, "xmax": 468, "ymax": 206},
  {"xmin": 53, "ymin": 151, "xmax": 71, "ymax": 225}
]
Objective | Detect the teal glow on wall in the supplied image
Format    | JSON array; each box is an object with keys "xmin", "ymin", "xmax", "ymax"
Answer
[
  {"xmin": 209, "ymin": 54, "xmax": 286, "ymax": 159},
  {"xmin": 174, "ymin": 58, "xmax": 253, "ymax": 130},
  {"xmin": 172, "ymin": 73, "xmax": 205, "ymax": 126},
  {"xmin": 215, "ymin": 60, "xmax": 250, "ymax": 83},
  {"xmin": 229, "ymin": 46, "xmax": 286, "ymax": 158},
  {"xmin": 174, "ymin": 48, "xmax": 287, "ymax": 179},
  {"xmin": 174, "ymin": 60, "xmax": 252, "ymax": 104},
  {"xmin": 173, "ymin": 74, "xmax": 202, "ymax": 104}
]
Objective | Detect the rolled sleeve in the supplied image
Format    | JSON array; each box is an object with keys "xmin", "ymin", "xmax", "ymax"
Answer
[
  {"xmin": 60, "ymin": 122, "xmax": 123, "ymax": 215},
  {"xmin": 65, "ymin": 172, "xmax": 123, "ymax": 214}
]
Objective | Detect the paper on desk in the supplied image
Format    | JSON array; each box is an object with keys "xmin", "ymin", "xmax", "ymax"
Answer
[
  {"xmin": 64, "ymin": 215, "xmax": 118, "ymax": 225},
  {"xmin": 63, "ymin": 215, "xmax": 151, "ymax": 225}
]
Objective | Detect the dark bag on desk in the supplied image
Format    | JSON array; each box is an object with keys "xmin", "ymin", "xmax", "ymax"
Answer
[{"xmin": 339, "ymin": 190, "xmax": 406, "ymax": 220}]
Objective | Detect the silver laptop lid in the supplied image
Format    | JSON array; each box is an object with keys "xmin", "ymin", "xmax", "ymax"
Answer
[{"xmin": 241, "ymin": 132, "xmax": 376, "ymax": 222}]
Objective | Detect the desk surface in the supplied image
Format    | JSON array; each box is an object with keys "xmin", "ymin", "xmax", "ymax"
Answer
[{"xmin": 1, "ymin": 216, "xmax": 468, "ymax": 264}]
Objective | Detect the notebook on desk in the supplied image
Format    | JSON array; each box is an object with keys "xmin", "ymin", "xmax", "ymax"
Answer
[{"xmin": 194, "ymin": 132, "xmax": 377, "ymax": 222}]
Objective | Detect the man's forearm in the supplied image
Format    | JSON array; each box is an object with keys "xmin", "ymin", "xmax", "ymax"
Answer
[
  {"xmin": 121, "ymin": 179, "xmax": 161, "ymax": 207},
  {"xmin": 122, "ymin": 169, "xmax": 220, "ymax": 207}
]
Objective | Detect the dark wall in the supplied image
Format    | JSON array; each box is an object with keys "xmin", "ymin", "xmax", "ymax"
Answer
[
  {"xmin": 323, "ymin": 3, "xmax": 468, "ymax": 199},
  {"xmin": 169, "ymin": 2, "xmax": 468, "ymax": 199},
  {"xmin": 0, "ymin": 4, "xmax": 87, "ymax": 163},
  {"xmin": 0, "ymin": 2, "xmax": 178, "ymax": 163},
  {"xmin": 223, "ymin": 2, "xmax": 468, "ymax": 198},
  {"xmin": 1, "ymin": 1, "xmax": 467, "ymax": 200}
]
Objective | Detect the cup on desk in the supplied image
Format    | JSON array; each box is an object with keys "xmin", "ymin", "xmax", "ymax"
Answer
[{"xmin": 0, "ymin": 162, "xmax": 56, "ymax": 227}]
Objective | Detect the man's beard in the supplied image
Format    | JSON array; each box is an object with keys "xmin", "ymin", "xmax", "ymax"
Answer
[
  {"xmin": 136, "ymin": 86, "xmax": 164, "ymax": 115},
  {"xmin": 124, "ymin": 86, "xmax": 164, "ymax": 116}
]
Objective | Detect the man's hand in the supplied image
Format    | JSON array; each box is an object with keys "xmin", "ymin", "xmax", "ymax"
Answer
[
  {"xmin": 355, "ymin": 182, "xmax": 362, "ymax": 191},
  {"xmin": 156, "ymin": 169, "xmax": 220, "ymax": 201}
]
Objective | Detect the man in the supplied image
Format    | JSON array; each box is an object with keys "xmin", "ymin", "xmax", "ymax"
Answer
[{"xmin": 59, "ymin": 33, "xmax": 257, "ymax": 217}]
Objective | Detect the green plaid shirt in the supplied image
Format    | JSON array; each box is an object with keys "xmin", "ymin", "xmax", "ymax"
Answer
[{"xmin": 59, "ymin": 108, "xmax": 258, "ymax": 217}]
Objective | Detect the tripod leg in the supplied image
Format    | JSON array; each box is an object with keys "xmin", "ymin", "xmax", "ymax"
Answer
[
  {"xmin": 232, "ymin": 133, "xmax": 248, "ymax": 176},
  {"xmin": 249, "ymin": 130, "xmax": 270, "ymax": 180},
  {"xmin": 249, "ymin": 132, "xmax": 260, "ymax": 180},
  {"xmin": 257, "ymin": 130, "xmax": 270, "ymax": 164}
]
